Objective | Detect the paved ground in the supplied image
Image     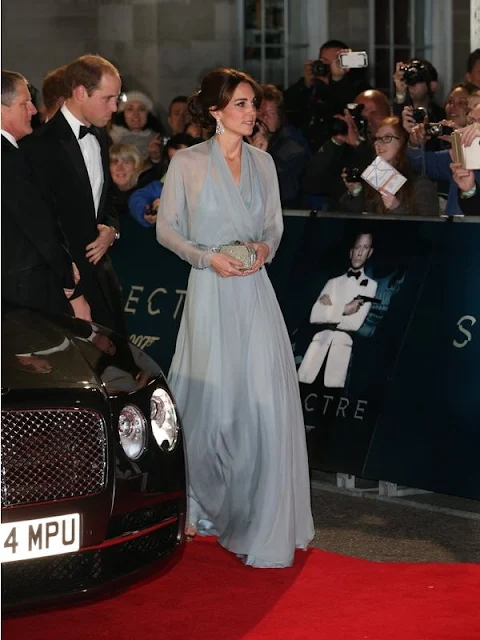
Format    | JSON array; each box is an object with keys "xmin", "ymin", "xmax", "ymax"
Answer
[{"xmin": 309, "ymin": 473, "xmax": 480, "ymax": 563}]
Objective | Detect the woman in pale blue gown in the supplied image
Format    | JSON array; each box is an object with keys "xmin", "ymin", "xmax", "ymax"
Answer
[{"xmin": 156, "ymin": 68, "xmax": 314, "ymax": 568}]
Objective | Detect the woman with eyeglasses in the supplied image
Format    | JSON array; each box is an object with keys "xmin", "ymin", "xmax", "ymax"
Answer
[{"xmin": 340, "ymin": 116, "xmax": 439, "ymax": 215}]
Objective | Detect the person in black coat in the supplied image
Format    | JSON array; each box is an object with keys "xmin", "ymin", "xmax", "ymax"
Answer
[
  {"xmin": 284, "ymin": 40, "xmax": 370, "ymax": 153},
  {"xmin": 248, "ymin": 84, "xmax": 310, "ymax": 209},
  {"xmin": 21, "ymin": 55, "xmax": 127, "ymax": 335},
  {"xmin": 1, "ymin": 70, "xmax": 76, "ymax": 315},
  {"xmin": 303, "ymin": 89, "xmax": 391, "ymax": 212}
]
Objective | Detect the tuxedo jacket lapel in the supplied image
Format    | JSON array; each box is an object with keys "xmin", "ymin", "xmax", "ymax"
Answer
[{"xmin": 51, "ymin": 111, "xmax": 96, "ymax": 217}]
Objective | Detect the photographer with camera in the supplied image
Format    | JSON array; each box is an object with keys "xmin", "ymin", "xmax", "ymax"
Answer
[
  {"xmin": 393, "ymin": 59, "xmax": 445, "ymax": 152},
  {"xmin": 247, "ymin": 84, "xmax": 310, "ymax": 208},
  {"xmin": 303, "ymin": 89, "xmax": 391, "ymax": 211},
  {"xmin": 284, "ymin": 39, "xmax": 370, "ymax": 153},
  {"xmin": 339, "ymin": 117, "xmax": 438, "ymax": 216},
  {"xmin": 402, "ymin": 82, "xmax": 476, "ymax": 202},
  {"xmin": 406, "ymin": 91, "xmax": 480, "ymax": 214}
]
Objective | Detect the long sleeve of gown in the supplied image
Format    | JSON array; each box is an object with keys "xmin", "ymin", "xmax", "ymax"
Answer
[
  {"xmin": 156, "ymin": 153, "xmax": 212, "ymax": 269},
  {"xmin": 261, "ymin": 153, "xmax": 284, "ymax": 262}
]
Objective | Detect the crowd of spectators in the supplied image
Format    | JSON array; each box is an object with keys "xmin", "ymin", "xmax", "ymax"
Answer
[{"xmin": 18, "ymin": 44, "xmax": 480, "ymax": 229}]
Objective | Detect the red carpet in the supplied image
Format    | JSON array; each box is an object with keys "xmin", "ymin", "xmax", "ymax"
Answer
[{"xmin": 3, "ymin": 538, "xmax": 480, "ymax": 640}]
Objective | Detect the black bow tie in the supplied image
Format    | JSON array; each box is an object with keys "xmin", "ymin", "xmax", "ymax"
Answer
[
  {"xmin": 347, "ymin": 269, "xmax": 361, "ymax": 279},
  {"xmin": 79, "ymin": 125, "xmax": 96, "ymax": 140}
]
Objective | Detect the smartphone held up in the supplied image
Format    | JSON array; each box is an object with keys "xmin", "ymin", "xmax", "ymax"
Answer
[{"xmin": 338, "ymin": 51, "xmax": 368, "ymax": 69}]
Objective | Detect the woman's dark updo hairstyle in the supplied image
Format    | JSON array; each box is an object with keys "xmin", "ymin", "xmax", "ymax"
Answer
[{"xmin": 188, "ymin": 67, "xmax": 262, "ymax": 131}]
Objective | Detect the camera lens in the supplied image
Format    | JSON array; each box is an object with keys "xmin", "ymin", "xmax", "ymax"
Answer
[
  {"xmin": 425, "ymin": 122, "xmax": 441, "ymax": 137},
  {"xmin": 346, "ymin": 167, "xmax": 361, "ymax": 182},
  {"xmin": 311, "ymin": 60, "xmax": 329, "ymax": 77},
  {"xmin": 412, "ymin": 107, "xmax": 427, "ymax": 124}
]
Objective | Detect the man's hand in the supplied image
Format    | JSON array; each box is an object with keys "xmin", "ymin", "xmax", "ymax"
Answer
[
  {"xmin": 63, "ymin": 262, "xmax": 81, "ymax": 299},
  {"xmin": 72, "ymin": 262, "xmax": 81, "ymax": 285},
  {"xmin": 303, "ymin": 60, "xmax": 317, "ymax": 88},
  {"xmin": 409, "ymin": 123, "xmax": 428, "ymax": 147},
  {"xmin": 450, "ymin": 162, "xmax": 476, "ymax": 192},
  {"xmin": 402, "ymin": 106, "xmax": 418, "ymax": 134},
  {"xmin": 144, "ymin": 198, "xmax": 161, "ymax": 225},
  {"xmin": 319, "ymin": 294, "xmax": 332, "ymax": 306},
  {"xmin": 333, "ymin": 109, "xmax": 361, "ymax": 146},
  {"xmin": 393, "ymin": 62, "xmax": 407, "ymax": 97},
  {"xmin": 70, "ymin": 295, "xmax": 92, "ymax": 322},
  {"xmin": 85, "ymin": 224, "xmax": 116, "ymax": 265},
  {"xmin": 343, "ymin": 298, "xmax": 364, "ymax": 316},
  {"xmin": 248, "ymin": 121, "xmax": 270, "ymax": 152}
]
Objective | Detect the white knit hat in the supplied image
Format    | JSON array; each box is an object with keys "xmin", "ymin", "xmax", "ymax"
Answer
[{"xmin": 118, "ymin": 91, "xmax": 154, "ymax": 113}]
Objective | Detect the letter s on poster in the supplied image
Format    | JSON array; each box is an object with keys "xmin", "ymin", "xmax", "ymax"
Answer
[{"xmin": 453, "ymin": 315, "xmax": 476, "ymax": 349}]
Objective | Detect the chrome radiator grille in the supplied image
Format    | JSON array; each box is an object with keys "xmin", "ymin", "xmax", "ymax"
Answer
[{"xmin": 1, "ymin": 409, "xmax": 107, "ymax": 507}]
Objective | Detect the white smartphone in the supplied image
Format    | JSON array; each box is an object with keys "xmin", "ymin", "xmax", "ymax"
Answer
[{"xmin": 338, "ymin": 51, "xmax": 368, "ymax": 69}]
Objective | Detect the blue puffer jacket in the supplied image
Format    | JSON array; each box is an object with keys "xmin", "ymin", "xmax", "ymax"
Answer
[
  {"xmin": 128, "ymin": 180, "xmax": 163, "ymax": 228},
  {"xmin": 407, "ymin": 147, "xmax": 480, "ymax": 215}
]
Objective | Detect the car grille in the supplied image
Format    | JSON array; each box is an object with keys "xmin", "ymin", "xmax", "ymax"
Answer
[
  {"xmin": 2, "ymin": 521, "xmax": 179, "ymax": 605},
  {"xmin": 1, "ymin": 409, "xmax": 107, "ymax": 507}
]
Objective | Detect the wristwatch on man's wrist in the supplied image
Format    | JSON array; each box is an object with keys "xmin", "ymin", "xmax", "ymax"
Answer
[{"xmin": 110, "ymin": 227, "xmax": 120, "ymax": 242}]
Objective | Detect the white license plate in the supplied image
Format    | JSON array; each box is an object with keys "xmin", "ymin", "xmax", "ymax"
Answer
[{"xmin": 0, "ymin": 513, "xmax": 81, "ymax": 563}]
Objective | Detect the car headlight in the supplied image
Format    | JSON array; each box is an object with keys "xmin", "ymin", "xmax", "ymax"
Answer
[
  {"xmin": 118, "ymin": 404, "xmax": 146, "ymax": 460},
  {"xmin": 151, "ymin": 387, "xmax": 179, "ymax": 452}
]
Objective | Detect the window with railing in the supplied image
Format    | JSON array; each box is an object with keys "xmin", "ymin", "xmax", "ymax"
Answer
[
  {"xmin": 370, "ymin": 0, "xmax": 434, "ymax": 96},
  {"xmin": 240, "ymin": 0, "xmax": 309, "ymax": 89}
]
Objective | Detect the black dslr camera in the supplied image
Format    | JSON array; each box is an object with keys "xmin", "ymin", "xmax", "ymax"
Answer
[
  {"xmin": 345, "ymin": 167, "xmax": 362, "ymax": 182},
  {"xmin": 424, "ymin": 122, "xmax": 454, "ymax": 137},
  {"xmin": 311, "ymin": 60, "xmax": 330, "ymax": 77},
  {"xmin": 412, "ymin": 107, "xmax": 428, "ymax": 123},
  {"xmin": 399, "ymin": 60, "xmax": 431, "ymax": 86},
  {"xmin": 331, "ymin": 103, "xmax": 368, "ymax": 140}
]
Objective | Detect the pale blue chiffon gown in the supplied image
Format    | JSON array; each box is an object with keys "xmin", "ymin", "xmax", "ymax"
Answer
[{"xmin": 156, "ymin": 138, "xmax": 314, "ymax": 567}]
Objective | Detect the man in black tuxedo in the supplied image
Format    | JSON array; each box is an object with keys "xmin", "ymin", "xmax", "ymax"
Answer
[
  {"xmin": 1, "ymin": 70, "xmax": 79, "ymax": 315},
  {"xmin": 22, "ymin": 55, "xmax": 126, "ymax": 334}
]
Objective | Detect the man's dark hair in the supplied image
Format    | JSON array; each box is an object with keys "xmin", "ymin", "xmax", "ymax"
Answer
[
  {"xmin": 169, "ymin": 95, "xmax": 188, "ymax": 114},
  {"xmin": 352, "ymin": 231, "xmax": 374, "ymax": 247},
  {"xmin": 42, "ymin": 65, "xmax": 68, "ymax": 111},
  {"xmin": 467, "ymin": 49, "xmax": 480, "ymax": 73},
  {"xmin": 320, "ymin": 40, "xmax": 349, "ymax": 53},
  {"xmin": 1, "ymin": 70, "xmax": 27, "ymax": 107}
]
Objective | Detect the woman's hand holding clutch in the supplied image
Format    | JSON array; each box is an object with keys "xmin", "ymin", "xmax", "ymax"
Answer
[
  {"xmin": 210, "ymin": 252, "xmax": 245, "ymax": 278},
  {"xmin": 241, "ymin": 242, "xmax": 270, "ymax": 276}
]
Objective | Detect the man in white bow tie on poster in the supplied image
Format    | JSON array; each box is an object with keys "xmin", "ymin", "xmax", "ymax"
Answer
[{"xmin": 298, "ymin": 232, "xmax": 377, "ymax": 388}]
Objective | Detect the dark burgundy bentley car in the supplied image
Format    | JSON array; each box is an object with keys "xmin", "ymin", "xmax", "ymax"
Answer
[{"xmin": 1, "ymin": 307, "xmax": 186, "ymax": 612}]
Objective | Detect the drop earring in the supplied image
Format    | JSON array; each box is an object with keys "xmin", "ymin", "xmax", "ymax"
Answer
[{"xmin": 215, "ymin": 119, "xmax": 224, "ymax": 135}]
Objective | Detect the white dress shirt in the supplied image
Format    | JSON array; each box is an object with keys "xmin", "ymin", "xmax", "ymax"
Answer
[
  {"xmin": 1, "ymin": 130, "xmax": 19, "ymax": 148},
  {"xmin": 61, "ymin": 104, "xmax": 103, "ymax": 216}
]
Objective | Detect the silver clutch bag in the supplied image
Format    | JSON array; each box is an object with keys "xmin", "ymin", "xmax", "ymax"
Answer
[{"xmin": 216, "ymin": 241, "xmax": 256, "ymax": 270}]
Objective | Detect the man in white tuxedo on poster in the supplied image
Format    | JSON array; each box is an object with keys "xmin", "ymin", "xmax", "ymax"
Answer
[{"xmin": 298, "ymin": 232, "xmax": 377, "ymax": 388}]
